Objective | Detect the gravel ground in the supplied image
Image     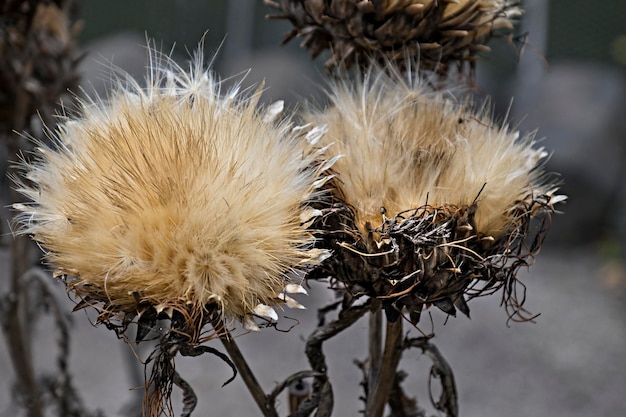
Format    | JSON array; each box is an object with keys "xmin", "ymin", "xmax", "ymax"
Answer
[{"xmin": 1, "ymin": 247, "xmax": 625, "ymax": 417}]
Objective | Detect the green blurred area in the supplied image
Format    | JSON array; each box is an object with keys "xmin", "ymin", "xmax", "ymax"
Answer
[
  {"xmin": 548, "ymin": 0, "xmax": 626, "ymax": 65},
  {"xmin": 77, "ymin": 1, "xmax": 295, "ymax": 48},
  {"xmin": 78, "ymin": 1, "xmax": 626, "ymax": 67},
  {"xmin": 78, "ymin": 0, "xmax": 229, "ymax": 51}
]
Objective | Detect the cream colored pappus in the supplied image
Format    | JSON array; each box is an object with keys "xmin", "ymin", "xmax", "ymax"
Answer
[
  {"xmin": 302, "ymin": 67, "xmax": 564, "ymax": 241},
  {"xmin": 12, "ymin": 42, "xmax": 334, "ymax": 331},
  {"xmin": 301, "ymin": 66, "xmax": 565, "ymax": 323}
]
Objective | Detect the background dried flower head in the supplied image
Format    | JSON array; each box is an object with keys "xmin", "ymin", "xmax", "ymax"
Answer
[{"xmin": 265, "ymin": 0, "xmax": 522, "ymax": 75}]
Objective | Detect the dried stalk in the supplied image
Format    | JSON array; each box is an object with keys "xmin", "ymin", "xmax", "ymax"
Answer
[
  {"xmin": 367, "ymin": 303, "xmax": 383, "ymax": 398},
  {"xmin": 387, "ymin": 371, "xmax": 425, "ymax": 417},
  {"xmin": 213, "ymin": 319, "xmax": 279, "ymax": 417},
  {"xmin": 365, "ymin": 318, "xmax": 403, "ymax": 417},
  {"xmin": 1, "ymin": 261, "xmax": 43, "ymax": 417},
  {"xmin": 304, "ymin": 300, "xmax": 371, "ymax": 417},
  {"xmin": 405, "ymin": 337, "xmax": 458, "ymax": 417},
  {"xmin": 145, "ymin": 329, "xmax": 237, "ymax": 417}
]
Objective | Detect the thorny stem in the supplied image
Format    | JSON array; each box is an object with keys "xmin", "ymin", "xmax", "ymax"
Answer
[
  {"xmin": 365, "ymin": 318, "xmax": 403, "ymax": 417},
  {"xmin": 214, "ymin": 320, "xmax": 278, "ymax": 417},
  {"xmin": 36, "ymin": 273, "xmax": 71, "ymax": 417}
]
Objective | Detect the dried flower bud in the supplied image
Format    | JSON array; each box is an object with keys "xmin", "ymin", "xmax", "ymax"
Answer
[
  {"xmin": 265, "ymin": 0, "xmax": 522, "ymax": 75},
  {"xmin": 13, "ymin": 43, "xmax": 333, "ymax": 338},
  {"xmin": 304, "ymin": 67, "xmax": 565, "ymax": 322}
]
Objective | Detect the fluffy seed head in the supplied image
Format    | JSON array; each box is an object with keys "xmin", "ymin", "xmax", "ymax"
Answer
[
  {"xmin": 306, "ymin": 71, "xmax": 551, "ymax": 239},
  {"xmin": 304, "ymin": 68, "xmax": 565, "ymax": 322},
  {"xmin": 266, "ymin": 0, "xmax": 522, "ymax": 75},
  {"xmin": 13, "ymin": 44, "xmax": 330, "ymax": 327}
]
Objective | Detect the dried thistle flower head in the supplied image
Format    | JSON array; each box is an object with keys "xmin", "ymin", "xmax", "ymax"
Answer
[
  {"xmin": 13, "ymin": 43, "xmax": 333, "ymax": 337},
  {"xmin": 265, "ymin": 0, "xmax": 521, "ymax": 75},
  {"xmin": 305, "ymin": 68, "xmax": 565, "ymax": 323}
]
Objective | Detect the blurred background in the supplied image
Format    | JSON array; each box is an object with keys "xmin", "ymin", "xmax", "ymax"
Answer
[{"xmin": 1, "ymin": 1, "xmax": 625, "ymax": 416}]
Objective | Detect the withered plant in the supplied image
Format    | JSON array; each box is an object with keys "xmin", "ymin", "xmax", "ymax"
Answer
[
  {"xmin": 259, "ymin": 2, "xmax": 564, "ymax": 417},
  {"xmin": 4, "ymin": 2, "xmax": 566, "ymax": 417},
  {"xmin": 12, "ymin": 40, "xmax": 338, "ymax": 416}
]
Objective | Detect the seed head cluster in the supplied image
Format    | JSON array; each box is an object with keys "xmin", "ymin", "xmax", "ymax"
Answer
[
  {"xmin": 304, "ymin": 69, "xmax": 564, "ymax": 321},
  {"xmin": 9, "ymin": 9, "xmax": 566, "ymax": 416},
  {"xmin": 13, "ymin": 47, "xmax": 331, "ymax": 331},
  {"xmin": 307, "ymin": 71, "xmax": 551, "ymax": 239}
]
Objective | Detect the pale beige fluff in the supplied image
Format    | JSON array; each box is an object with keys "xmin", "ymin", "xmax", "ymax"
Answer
[
  {"xmin": 304, "ymin": 69, "xmax": 555, "ymax": 239},
  {"xmin": 14, "ymin": 46, "xmax": 328, "ymax": 321}
]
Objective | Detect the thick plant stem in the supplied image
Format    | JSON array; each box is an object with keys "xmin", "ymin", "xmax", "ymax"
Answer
[
  {"xmin": 216, "ymin": 327, "xmax": 278, "ymax": 417},
  {"xmin": 365, "ymin": 318, "xmax": 403, "ymax": 417},
  {"xmin": 367, "ymin": 304, "xmax": 383, "ymax": 397}
]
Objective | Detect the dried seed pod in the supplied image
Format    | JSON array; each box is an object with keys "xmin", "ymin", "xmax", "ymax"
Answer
[
  {"xmin": 304, "ymin": 67, "xmax": 565, "ymax": 323},
  {"xmin": 265, "ymin": 0, "xmax": 522, "ymax": 76},
  {"xmin": 12, "ymin": 42, "xmax": 334, "ymax": 339}
]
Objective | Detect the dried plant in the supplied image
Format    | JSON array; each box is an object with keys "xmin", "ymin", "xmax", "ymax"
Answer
[
  {"xmin": 4, "ymin": 3, "xmax": 566, "ymax": 417},
  {"xmin": 12, "ymin": 43, "xmax": 336, "ymax": 416},
  {"xmin": 265, "ymin": 0, "xmax": 522, "ymax": 75},
  {"xmin": 304, "ymin": 67, "xmax": 565, "ymax": 324}
]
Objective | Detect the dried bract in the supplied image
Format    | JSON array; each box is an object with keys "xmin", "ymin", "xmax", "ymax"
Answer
[
  {"xmin": 304, "ymin": 68, "xmax": 565, "ymax": 323},
  {"xmin": 265, "ymin": 0, "xmax": 522, "ymax": 75}
]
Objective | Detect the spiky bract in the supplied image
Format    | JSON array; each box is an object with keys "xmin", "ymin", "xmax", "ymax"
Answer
[
  {"xmin": 265, "ymin": 0, "xmax": 521, "ymax": 75},
  {"xmin": 305, "ymin": 68, "xmax": 564, "ymax": 322},
  {"xmin": 13, "ymin": 45, "xmax": 330, "ymax": 335}
]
